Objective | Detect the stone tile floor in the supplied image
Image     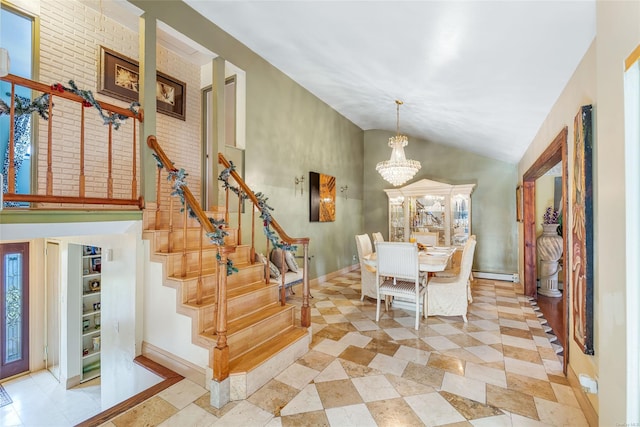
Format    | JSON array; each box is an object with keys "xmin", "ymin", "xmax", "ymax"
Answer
[{"xmin": 100, "ymin": 270, "xmax": 588, "ymax": 426}]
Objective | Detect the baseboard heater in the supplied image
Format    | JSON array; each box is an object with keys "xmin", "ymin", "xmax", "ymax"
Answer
[{"xmin": 473, "ymin": 271, "xmax": 519, "ymax": 282}]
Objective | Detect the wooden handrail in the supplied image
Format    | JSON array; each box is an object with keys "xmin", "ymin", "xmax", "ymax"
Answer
[
  {"xmin": 147, "ymin": 136, "xmax": 215, "ymax": 236},
  {"xmin": 0, "ymin": 73, "xmax": 143, "ymax": 208},
  {"xmin": 1, "ymin": 74, "xmax": 140, "ymax": 119},
  {"xmin": 217, "ymin": 153, "xmax": 310, "ymax": 246}
]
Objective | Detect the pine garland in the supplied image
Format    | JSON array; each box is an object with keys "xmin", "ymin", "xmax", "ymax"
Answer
[
  {"xmin": 219, "ymin": 162, "xmax": 296, "ymax": 252},
  {"xmin": 0, "ymin": 92, "xmax": 51, "ymax": 119},
  {"xmin": 163, "ymin": 163, "xmax": 235, "ymax": 275},
  {"xmin": 51, "ymin": 81, "xmax": 139, "ymax": 130}
]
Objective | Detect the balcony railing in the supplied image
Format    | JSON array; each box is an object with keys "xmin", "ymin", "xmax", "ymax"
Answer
[{"xmin": 0, "ymin": 74, "xmax": 143, "ymax": 208}]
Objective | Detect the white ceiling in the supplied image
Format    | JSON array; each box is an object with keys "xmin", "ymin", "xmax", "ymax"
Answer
[
  {"xmin": 181, "ymin": 1, "xmax": 595, "ymax": 164},
  {"xmin": 92, "ymin": 0, "xmax": 596, "ymax": 164}
]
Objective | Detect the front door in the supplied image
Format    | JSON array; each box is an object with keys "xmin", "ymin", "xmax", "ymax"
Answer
[{"xmin": 0, "ymin": 242, "xmax": 30, "ymax": 379}]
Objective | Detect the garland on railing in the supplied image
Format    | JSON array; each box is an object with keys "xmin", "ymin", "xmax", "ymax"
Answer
[
  {"xmin": 51, "ymin": 81, "xmax": 139, "ymax": 130},
  {"xmin": 0, "ymin": 93, "xmax": 51, "ymax": 119},
  {"xmin": 154, "ymin": 153, "xmax": 237, "ymax": 276},
  {"xmin": 0, "ymin": 80, "xmax": 138, "ymax": 130},
  {"xmin": 218, "ymin": 162, "xmax": 296, "ymax": 252}
]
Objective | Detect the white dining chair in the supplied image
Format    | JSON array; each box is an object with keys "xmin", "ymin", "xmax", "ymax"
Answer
[
  {"xmin": 413, "ymin": 231, "xmax": 438, "ymax": 246},
  {"xmin": 426, "ymin": 237, "xmax": 477, "ymax": 322},
  {"xmin": 371, "ymin": 232, "xmax": 384, "ymax": 247},
  {"xmin": 355, "ymin": 234, "xmax": 379, "ymax": 301},
  {"xmin": 434, "ymin": 235, "xmax": 476, "ymax": 281},
  {"xmin": 375, "ymin": 241, "xmax": 426, "ymax": 330}
]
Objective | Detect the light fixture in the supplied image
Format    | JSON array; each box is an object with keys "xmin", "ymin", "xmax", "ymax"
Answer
[
  {"xmin": 340, "ymin": 185, "xmax": 348, "ymax": 199},
  {"xmin": 0, "ymin": 48, "xmax": 10, "ymax": 77},
  {"xmin": 294, "ymin": 175, "xmax": 305, "ymax": 196},
  {"xmin": 376, "ymin": 100, "xmax": 421, "ymax": 186}
]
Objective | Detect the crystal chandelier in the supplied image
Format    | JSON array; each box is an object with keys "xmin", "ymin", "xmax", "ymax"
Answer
[{"xmin": 376, "ymin": 100, "xmax": 421, "ymax": 186}]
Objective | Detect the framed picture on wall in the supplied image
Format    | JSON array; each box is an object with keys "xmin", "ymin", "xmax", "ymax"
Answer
[
  {"xmin": 309, "ymin": 171, "xmax": 336, "ymax": 222},
  {"xmin": 98, "ymin": 46, "xmax": 186, "ymax": 120}
]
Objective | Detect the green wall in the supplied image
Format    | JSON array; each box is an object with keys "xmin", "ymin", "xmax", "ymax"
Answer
[
  {"xmin": 364, "ymin": 130, "xmax": 518, "ymax": 274},
  {"xmin": 130, "ymin": 0, "xmax": 364, "ymax": 279},
  {"xmin": 129, "ymin": 0, "xmax": 517, "ymax": 277}
]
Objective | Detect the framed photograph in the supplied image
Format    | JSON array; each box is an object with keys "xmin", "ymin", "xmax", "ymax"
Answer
[
  {"xmin": 98, "ymin": 46, "xmax": 186, "ymax": 120},
  {"xmin": 515, "ymin": 185, "xmax": 523, "ymax": 222}
]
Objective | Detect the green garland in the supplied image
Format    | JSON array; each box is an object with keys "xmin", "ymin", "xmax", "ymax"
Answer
[
  {"xmin": 52, "ymin": 81, "xmax": 139, "ymax": 130},
  {"xmin": 0, "ymin": 92, "xmax": 51, "ymax": 119},
  {"xmin": 1, "ymin": 80, "xmax": 138, "ymax": 130},
  {"xmin": 218, "ymin": 162, "xmax": 296, "ymax": 252},
  {"xmin": 156, "ymin": 155, "xmax": 235, "ymax": 276}
]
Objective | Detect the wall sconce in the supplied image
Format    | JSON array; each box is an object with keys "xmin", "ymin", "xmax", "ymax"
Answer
[
  {"xmin": 0, "ymin": 48, "xmax": 10, "ymax": 77},
  {"xmin": 295, "ymin": 175, "xmax": 305, "ymax": 196},
  {"xmin": 340, "ymin": 185, "xmax": 349, "ymax": 200}
]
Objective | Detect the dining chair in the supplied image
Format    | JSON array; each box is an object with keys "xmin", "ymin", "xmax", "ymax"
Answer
[
  {"xmin": 426, "ymin": 237, "xmax": 477, "ymax": 322},
  {"xmin": 372, "ymin": 232, "xmax": 384, "ymax": 247},
  {"xmin": 434, "ymin": 235, "xmax": 476, "ymax": 281},
  {"xmin": 413, "ymin": 231, "xmax": 438, "ymax": 246},
  {"xmin": 355, "ymin": 234, "xmax": 379, "ymax": 301},
  {"xmin": 375, "ymin": 241, "xmax": 426, "ymax": 330}
]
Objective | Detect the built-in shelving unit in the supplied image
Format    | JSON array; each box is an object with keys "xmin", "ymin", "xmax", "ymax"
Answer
[{"xmin": 81, "ymin": 245, "xmax": 102, "ymax": 382}]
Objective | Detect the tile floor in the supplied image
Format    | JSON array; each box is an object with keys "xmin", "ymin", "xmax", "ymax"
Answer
[
  {"xmin": 97, "ymin": 271, "xmax": 589, "ymax": 427},
  {"xmin": 104, "ymin": 271, "xmax": 588, "ymax": 427}
]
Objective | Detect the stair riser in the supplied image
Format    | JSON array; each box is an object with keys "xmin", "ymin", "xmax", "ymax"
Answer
[
  {"xmin": 164, "ymin": 247, "xmax": 252, "ymax": 276},
  {"xmin": 148, "ymin": 208, "xmax": 225, "ymax": 230},
  {"xmin": 154, "ymin": 229, "xmax": 238, "ymax": 253},
  {"xmin": 228, "ymin": 288, "xmax": 279, "ymax": 320},
  {"xmin": 227, "ymin": 309, "xmax": 296, "ymax": 361},
  {"xmin": 227, "ymin": 264, "xmax": 264, "ymax": 288}
]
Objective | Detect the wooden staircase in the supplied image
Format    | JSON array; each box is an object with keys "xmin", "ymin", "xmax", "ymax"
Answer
[{"xmin": 142, "ymin": 204, "xmax": 310, "ymax": 400}]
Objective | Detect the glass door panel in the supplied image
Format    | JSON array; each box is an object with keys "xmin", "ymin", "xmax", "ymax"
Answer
[{"xmin": 0, "ymin": 242, "xmax": 29, "ymax": 379}]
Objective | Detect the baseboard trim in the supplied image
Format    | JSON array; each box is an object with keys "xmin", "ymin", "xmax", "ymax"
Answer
[
  {"xmin": 567, "ymin": 365, "xmax": 599, "ymax": 426},
  {"xmin": 311, "ymin": 264, "xmax": 358, "ymax": 286},
  {"xmin": 473, "ymin": 271, "xmax": 519, "ymax": 282},
  {"xmin": 76, "ymin": 355, "xmax": 182, "ymax": 427},
  {"xmin": 142, "ymin": 341, "xmax": 206, "ymax": 388}
]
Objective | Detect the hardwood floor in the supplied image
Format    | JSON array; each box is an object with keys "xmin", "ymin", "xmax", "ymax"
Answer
[{"xmin": 536, "ymin": 292, "xmax": 565, "ymax": 350}]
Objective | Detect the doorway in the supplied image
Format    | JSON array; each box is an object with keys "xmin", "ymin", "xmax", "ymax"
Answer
[
  {"xmin": 522, "ymin": 127, "xmax": 569, "ymax": 373},
  {"xmin": 45, "ymin": 241, "xmax": 60, "ymax": 380},
  {"xmin": 0, "ymin": 242, "xmax": 30, "ymax": 380}
]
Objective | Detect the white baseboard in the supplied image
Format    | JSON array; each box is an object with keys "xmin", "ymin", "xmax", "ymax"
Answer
[
  {"xmin": 142, "ymin": 341, "xmax": 205, "ymax": 387},
  {"xmin": 473, "ymin": 271, "xmax": 519, "ymax": 282}
]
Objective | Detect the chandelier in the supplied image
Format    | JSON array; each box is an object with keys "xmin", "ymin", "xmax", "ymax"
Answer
[{"xmin": 376, "ymin": 100, "xmax": 421, "ymax": 186}]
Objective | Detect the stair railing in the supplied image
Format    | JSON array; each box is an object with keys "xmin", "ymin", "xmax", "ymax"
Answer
[
  {"xmin": 217, "ymin": 153, "xmax": 311, "ymax": 327},
  {"xmin": 147, "ymin": 135, "xmax": 234, "ymax": 382},
  {"xmin": 0, "ymin": 74, "xmax": 143, "ymax": 208}
]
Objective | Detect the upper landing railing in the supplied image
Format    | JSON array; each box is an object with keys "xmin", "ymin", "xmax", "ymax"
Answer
[{"xmin": 0, "ymin": 74, "xmax": 143, "ymax": 208}]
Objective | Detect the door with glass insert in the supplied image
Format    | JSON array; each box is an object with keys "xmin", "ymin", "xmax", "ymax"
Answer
[{"xmin": 0, "ymin": 242, "xmax": 29, "ymax": 379}]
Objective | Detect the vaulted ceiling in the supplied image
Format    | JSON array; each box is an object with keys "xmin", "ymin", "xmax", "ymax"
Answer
[
  {"xmin": 183, "ymin": 1, "xmax": 595, "ymax": 164},
  {"xmin": 94, "ymin": 0, "xmax": 596, "ymax": 164}
]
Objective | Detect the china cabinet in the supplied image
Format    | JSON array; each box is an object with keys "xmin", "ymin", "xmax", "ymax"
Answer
[{"xmin": 384, "ymin": 179, "xmax": 475, "ymax": 246}]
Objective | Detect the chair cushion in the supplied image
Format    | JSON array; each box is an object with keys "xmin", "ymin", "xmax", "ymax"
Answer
[
  {"xmin": 285, "ymin": 250, "xmax": 299, "ymax": 273},
  {"xmin": 257, "ymin": 252, "xmax": 280, "ymax": 279},
  {"xmin": 270, "ymin": 248, "xmax": 288, "ymax": 272},
  {"xmin": 379, "ymin": 279, "xmax": 424, "ymax": 297}
]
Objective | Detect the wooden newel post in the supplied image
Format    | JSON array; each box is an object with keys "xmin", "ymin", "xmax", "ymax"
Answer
[
  {"xmin": 213, "ymin": 246, "xmax": 234, "ymax": 382},
  {"xmin": 301, "ymin": 242, "xmax": 311, "ymax": 327}
]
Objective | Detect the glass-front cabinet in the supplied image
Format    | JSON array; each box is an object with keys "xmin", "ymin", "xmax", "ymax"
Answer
[{"xmin": 384, "ymin": 179, "xmax": 475, "ymax": 247}]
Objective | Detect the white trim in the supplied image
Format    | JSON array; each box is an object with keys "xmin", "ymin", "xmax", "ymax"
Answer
[
  {"xmin": 624, "ymin": 58, "xmax": 640, "ymax": 422},
  {"xmin": 472, "ymin": 271, "xmax": 518, "ymax": 282}
]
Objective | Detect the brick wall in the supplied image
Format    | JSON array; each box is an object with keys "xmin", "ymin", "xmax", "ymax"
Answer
[{"xmin": 36, "ymin": 0, "xmax": 201, "ymax": 203}]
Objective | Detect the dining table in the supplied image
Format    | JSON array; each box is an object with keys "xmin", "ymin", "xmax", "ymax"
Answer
[{"xmin": 363, "ymin": 245, "xmax": 456, "ymax": 275}]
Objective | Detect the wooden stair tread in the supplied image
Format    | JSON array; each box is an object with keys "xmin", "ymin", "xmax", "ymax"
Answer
[
  {"xmin": 166, "ymin": 261, "xmax": 257, "ymax": 281},
  {"xmin": 183, "ymin": 295, "xmax": 216, "ymax": 309},
  {"xmin": 227, "ymin": 281, "xmax": 275, "ymax": 298},
  {"xmin": 229, "ymin": 327, "xmax": 308, "ymax": 374},
  {"xmin": 203, "ymin": 304, "xmax": 291, "ymax": 337}
]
